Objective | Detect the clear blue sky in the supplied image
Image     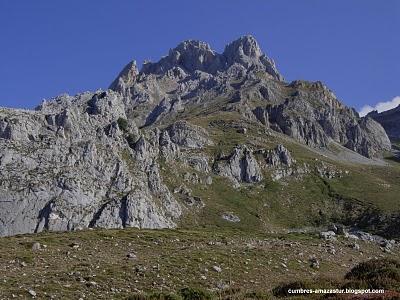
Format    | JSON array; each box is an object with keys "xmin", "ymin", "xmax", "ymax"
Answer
[{"xmin": 0, "ymin": 1, "xmax": 398, "ymax": 112}]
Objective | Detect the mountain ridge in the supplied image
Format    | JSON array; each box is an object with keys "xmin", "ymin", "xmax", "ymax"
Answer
[
  {"xmin": 0, "ymin": 35, "xmax": 397, "ymax": 237},
  {"xmin": 367, "ymin": 104, "xmax": 400, "ymax": 142}
]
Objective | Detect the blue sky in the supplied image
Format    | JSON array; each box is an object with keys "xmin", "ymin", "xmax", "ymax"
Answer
[{"xmin": 0, "ymin": 1, "xmax": 398, "ymax": 114}]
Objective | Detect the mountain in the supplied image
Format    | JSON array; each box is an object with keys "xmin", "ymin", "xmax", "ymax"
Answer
[
  {"xmin": 0, "ymin": 35, "xmax": 397, "ymax": 237},
  {"xmin": 367, "ymin": 105, "xmax": 400, "ymax": 142}
]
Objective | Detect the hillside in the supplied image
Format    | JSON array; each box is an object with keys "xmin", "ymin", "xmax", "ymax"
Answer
[
  {"xmin": 1, "ymin": 35, "xmax": 400, "ymax": 299},
  {"xmin": 0, "ymin": 228, "xmax": 399, "ymax": 299}
]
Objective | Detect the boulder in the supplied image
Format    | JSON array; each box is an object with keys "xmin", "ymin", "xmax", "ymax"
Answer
[{"xmin": 319, "ymin": 231, "xmax": 337, "ymax": 241}]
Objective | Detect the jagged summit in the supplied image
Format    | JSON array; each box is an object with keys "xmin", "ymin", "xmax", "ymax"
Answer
[
  {"xmin": 224, "ymin": 35, "xmax": 263, "ymax": 59},
  {"xmin": 222, "ymin": 35, "xmax": 282, "ymax": 80},
  {"xmin": 113, "ymin": 35, "xmax": 283, "ymax": 85},
  {"xmin": 140, "ymin": 38, "xmax": 220, "ymax": 75},
  {"xmin": 109, "ymin": 60, "xmax": 139, "ymax": 93}
]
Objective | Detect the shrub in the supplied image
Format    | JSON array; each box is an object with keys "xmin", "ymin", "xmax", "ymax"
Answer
[
  {"xmin": 126, "ymin": 133, "xmax": 137, "ymax": 149},
  {"xmin": 127, "ymin": 293, "xmax": 182, "ymax": 300},
  {"xmin": 243, "ymin": 291, "xmax": 270, "ymax": 299},
  {"xmin": 117, "ymin": 117, "xmax": 129, "ymax": 132},
  {"xmin": 179, "ymin": 287, "xmax": 212, "ymax": 300},
  {"xmin": 148, "ymin": 292, "xmax": 182, "ymax": 300},
  {"xmin": 345, "ymin": 258, "xmax": 400, "ymax": 289}
]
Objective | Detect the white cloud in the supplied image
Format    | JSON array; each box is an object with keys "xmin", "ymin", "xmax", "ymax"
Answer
[{"xmin": 359, "ymin": 96, "xmax": 400, "ymax": 117}]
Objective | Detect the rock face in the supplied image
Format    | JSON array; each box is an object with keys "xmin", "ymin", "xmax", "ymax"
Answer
[
  {"xmin": 0, "ymin": 93, "xmax": 184, "ymax": 237},
  {"xmin": 264, "ymin": 144, "xmax": 295, "ymax": 167},
  {"xmin": 213, "ymin": 145, "xmax": 263, "ymax": 187},
  {"xmin": 258, "ymin": 144, "xmax": 310, "ymax": 181},
  {"xmin": 345, "ymin": 117, "xmax": 392, "ymax": 158},
  {"xmin": 0, "ymin": 35, "xmax": 393, "ymax": 236},
  {"xmin": 265, "ymin": 81, "xmax": 391, "ymax": 157},
  {"xmin": 367, "ymin": 105, "xmax": 400, "ymax": 141},
  {"xmin": 165, "ymin": 121, "xmax": 213, "ymax": 149}
]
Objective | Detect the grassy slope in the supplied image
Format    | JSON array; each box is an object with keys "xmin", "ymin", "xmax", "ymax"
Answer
[
  {"xmin": 157, "ymin": 111, "xmax": 400, "ymax": 235},
  {"xmin": 0, "ymin": 228, "xmax": 398, "ymax": 299}
]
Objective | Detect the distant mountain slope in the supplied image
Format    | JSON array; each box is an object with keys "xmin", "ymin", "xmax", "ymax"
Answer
[{"xmin": 367, "ymin": 105, "xmax": 400, "ymax": 142}]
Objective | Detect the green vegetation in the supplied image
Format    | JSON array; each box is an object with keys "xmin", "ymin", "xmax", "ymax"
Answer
[
  {"xmin": 345, "ymin": 259, "xmax": 400, "ymax": 290},
  {"xmin": 179, "ymin": 287, "xmax": 212, "ymax": 300},
  {"xmin": 149, "ymin": 109, "xmax": 400, "ymax": 238},
  {"xmin": 134, "ymin": 86, "xmax": 400, "ymax": 237},
  {"xmin": 128, "ymin": 287, "xmax": 270, "ymax": 300},
  {"xmin": 118, "ymin": 117, "xmax": 129, "ymax": 132},
  {"xmin": 273, "ymin": 259, "xmax": 400, "ymax": 299},
  {"xmin": 126, "ymin": 133, "xmax": 137, "ymax": 149},
  {"xmin": 117, "ymin": 117, "xmax": 139, "ymax": 149}
]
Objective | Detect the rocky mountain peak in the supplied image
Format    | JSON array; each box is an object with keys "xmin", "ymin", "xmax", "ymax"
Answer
[
  {"xmin": 223, "ymin": 35, "xmax": 263, "ymax": 63},
  {"xmin": 135, "ymin": 35, "xmax": 283, "ymax": 80},
  {"xmin": 140, "ymin": 39, "xmax": 218, "ymax": 75},
  {"xmin": 173, "ymin": 39, "xmax": 214, "ymax": 55},
  {"xmin": 223, "ymin": 35, "xmax": 282, "ymax": 80}
]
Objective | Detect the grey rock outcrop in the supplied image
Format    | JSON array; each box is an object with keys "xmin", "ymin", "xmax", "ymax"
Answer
[
  {"xmin": 265, "ymin": 81, "xmax": 391, "ymax": 157},
  {"xmin": 319, "ymin": 231, "xmax": 337, "ymax": 241},
  {"xmin": 182, "ymin": 155, "xmax": 210, "ymax": 173},
  {"xmin": 213, "ymin": 145, "xmax": 263, "ymax": 187},
  {"xmin": 0, "ymin": 91, "xmax": 182, "ymax": 237},
  {"xmin": 316, "ymin": 161, "xmax": 347, "ymax": 179},
  {"xmin": 264, "ymin": 144, "xmax": 295, "ymax": 167},
  {"xmin": 165, "ymin": 120, "xmax": 213, "ymax": 149},
  {"xmin": 252, "ymin": 107, "xmax": 269, "ymax": 127},
  {"xmin": 221, "ymin": 212, "xmax": 241, "ymax": 223},
  {"xmin": 345, "ymin": 117, "xmax": 391, "ymax": 158},
  {"xmin": 256, "ymin": 145, "xmax": 309, "ymax": 181},
  {"xmin": 93, "ymin": 190, "xmax": 177, "ymax": 229}
]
